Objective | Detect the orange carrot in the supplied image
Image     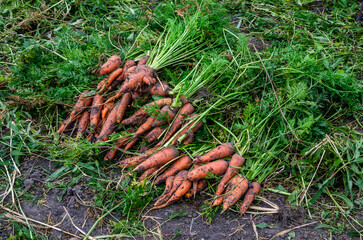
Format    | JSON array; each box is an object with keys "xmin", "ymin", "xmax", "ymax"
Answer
[
  {"xmin": 182, "ymin": 132, "xmax": 195, "ymax": 145},
  {"xmin": 101, "ymin": 102, "xmax": 115, "ymax": 123},
  {"xmin": 185, "ymin": 179, "xmax": 207, "ymax": 199},
  {"xmin": 149, "ymin": 81, "xmax": 171, "ymax": 96},
  {"xmin": 90, "ymin": 94, "xmax": 104, "ymax": 132},
  {"xmin": 187, "ymin": 160, "xmax": 228, "ymax": 181},
  {"xmin": 171, "ymin": 114, "xmax": 202, "ymax": 145},
  {"xmin": 122, "ymin": 98, "xmax": 172, "ymax": 126},
  {"xmin": 154, "ymin": 170, "xmax": 188, "ymax": 207},
  {"xmin": 77, "ymin": 111, "xmax": 90, "ymax": 136},
  {"xmin": 153, "ymin": 179, "xmax": 192, "ymax": 209},
  {"xmin": 154, "ymin": 156, "xmax": 192, "ymax": 185},
  {"xmin": 139, "ymin": 167, "xmax": 158, "ymax": 181},
  {"xmin": 151, "ymin": 106, "xmax": 176, "ymax": 128},
  {"xmin": 118, "ymin": 148, "xmax": 158, "ymax": 168},
  {"xmin": 140, "ymin": 145, "xmax": 149, "ymax": 153},
  {"xmin": 133, "ymin": 146, "xmax": 179, "ymax": 172},
  {"xmin": 96, "ymin": 77, "xmax": 107, "ymax": 91},
  {"xmin": 124, "ymin": 137, "xmax": 140, "ymax": 151},
  {"xmin": 116, "ymin": 92, "xmax": 132, "ymax": 123},
  {"xmin": 70, "ymin": 91, "xmax": 93, "ymax": 118},
  {"xmin": 103, "ymin": 68, "xmax": 123, "ymax": 90},
  {"xmin": 104, "ymin": 135, "xmax": 130, "ymax": 161},
  {"xmin": 156, "ymin": 103, "xmax": 194, "ymax": 146},
  {"xmin": 221, "ymin": 176, "xmax": 249, "ymax": 213},
  {"xmin": 240, "ymin": 182, "xmax": 261, "ymax": 215},
  {"xmin": 216, "ymin": 154, "xmax": 245, "ymax": 196},
  {"xmin": 193, "ymin": 142, "xmax": 235, "ymax": 164},
  {"xmin": 162, "ymin": 176, "xmax": 175, "ymax": 195},
  {"xmin": 134, "ymin": 116, "xmax": 155, "ymax": 138},
  {"xmin": 96, "ymin": 101, "xmax": 120, "ymax": 142},
  {"xmin": 108, "ymin": 60, "xmax": 136, "ymax": 91},
  {"xmin": 146, "ymin": 127, "xmax": 165, "ymax": 143},
  {"xmin": 99, "ymin": 55, "xmax": 122, "ymax": 75},
  {"xmin": 56, "ymin": 114, "xmax": 82, "ymax": 134},
  {"xmin": 212, "ymin": 196, "xmax": 224, "ymax": 206},
  {"xmin": 137, "ymin": 55, "xmax": 149, "ymax": 66}
]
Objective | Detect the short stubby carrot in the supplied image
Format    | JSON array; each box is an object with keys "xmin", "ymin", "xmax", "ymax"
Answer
[
  {"xmin": 122, "ymin": 98, "xmax": 172, "ymax": 126},
  {"xmin": 216, "ymin": 154, "xmax": 245, "ymax": 196},
  {"xmin": 108, "ymin": 60, "xmax": 136, "ymax": 91},
  {"xmin": 90, "ymin": 94, "xmax": 104, "ymax": 132},
  {"xmin": 156, "ymin": 102, "xmax": 194, "ymax": 146},
  {"xmin": 240, "ymin": 182, "xmax": 261, "ymax": 215},
  {"xmin": 153, "ymin": 179, "xmax": 192, "ymax": 209},
  {"xmin": 149, "ymin": 81, "xmax": 171, "ymax": 96},
  {"xmin": 118, "ymin": 148, "xmax": 158, "ymax": 168},
  {"xmin": 146, "ymin": 126, "xmax": 165, "ymax": 143},
  {"xmin": 193, "ymin": 142, "xmax": 235, "ymax": 164},
  {"xmin": 152, "ymin": 106, "xmax": 176, "ymax": 128},
  {"xmin": 154, "ymin": 155, "xmax": 192, "ymax": 185},
  {"xmin": 133, "ymin": 146, "xmax": 179, "ymax": 172},
  {"xmin": 70, "ymin": 91, "xmax": 93, "ymax": 118},
  {"xmin": 116, "ymin": 92, "xmax": 132, "ymax": 123},
  {"xmin": 137, "ymin": 55, "xmax": 149, "ymax": 66},
  {"xmin": 99, "ymin": 55, "xmax": 122, "ymax": 75},
  {"xmin": 77, "ymin": 111, "xmax": 90, "ymax": 136},
  {"xmin": 187, "ymin": 160, "xmax": 228, "ymax": 181},
  {"xmin": 221, "ymin": 176, "xmax": 249, "ymax": 213}
]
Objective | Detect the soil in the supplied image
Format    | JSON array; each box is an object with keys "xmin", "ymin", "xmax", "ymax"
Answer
[{"xmin": 0, "ymin": 157, "xmax": 357, "ymax": 240}]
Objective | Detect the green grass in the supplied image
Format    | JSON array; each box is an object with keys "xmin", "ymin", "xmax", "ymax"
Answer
[{"xmin": 0, "ymin": 0, "xmax": 362, "ymax": 239}]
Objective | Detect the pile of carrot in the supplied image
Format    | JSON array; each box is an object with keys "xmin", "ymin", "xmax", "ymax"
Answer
[{"xmin": 56, "ymin": 55, "xmax": 261, "ymax": 214}]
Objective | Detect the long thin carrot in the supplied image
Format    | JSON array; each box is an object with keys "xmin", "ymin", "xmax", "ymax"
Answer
[
  {"xmin": 118, "ymin": 148, "xmax": 158, "ymax": 168},
  {"xmin": 151, "ymin": 106, "xmax": 176, "ymax": 128},
  {"xmin": 134, "ymin": 116, "xmax": 155, "ymax": 138},
  {"xmin": 116, "ymin": 92, "xmax": 132, "ymax": 123},
  {"xmin": 156, "ymin": 102, "xmax": 194, "ymax": 147},
  {"xmin": 99, "ymin": 55, "xmax": 122, "ymax": 75},
  {"xmin": 240, "ymin": 182, "xmax": 261, "ymax": 215},
  {"xmin": 56, "ymin": 114, "xmax": 82, "ymax": 134},
  {"xmin": 154, "ymin": 156, "xmax": 192, "ymax": 185},
  {"xmin": 139, "ymin": 167, "xmax": 158, "ymax": 181},
  {"xmin": 221, "ymin": 176, "xmax": 249, "ymax": 213},
  {"xmin": 96, "ymin": 101, "xmax": 120, "ymax": 142},
  {"xmin": 90, "ymin": 94, "xmax": 104, "ymax": 132},
  {"xmin": 77, "ymin": 111, "xmax": 90, "ymax": 136},
  {"xmin": 122, "ymin": 98, "xmax": 172, "ymax": 126},
  {"xmin": 96, "ymin": 77, "xmax": 107, "ymax": 91},
  {"xmin": 187, "ymin": 160, "xmax": 228, "ymax": 181},
  {"xmin": 124, "ymin": 137, "xmax": 140, "ymax": 151},
  {"xmin": 108, "ymin": 60, "xmax": 136, "ymax": 91},
  {"xmin": 133, "ymin": 146, "xmax": 179, "ymax": 172},
  {"xmin": 104, "ymin": 135, "xmax": 130, "ymax": 161},
  {"xmin": 101, "ymin": 102, "xmax": 115, "ymax": 123},
  {"xmin": 153, "ymin": 179, "xmax": 192, "ymax": 209},
  {"xmin": 193, "ymin": 142, "xmax": 235, "ymax": 164},
  {"xmin": 146, "ymin": 127, "xmax": 165, "ymax": 143}
]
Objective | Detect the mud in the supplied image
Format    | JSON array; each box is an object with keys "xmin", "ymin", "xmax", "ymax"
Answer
[{"xmin": 0, "ymin": 157, "xmax": 356, "ymax": 239}]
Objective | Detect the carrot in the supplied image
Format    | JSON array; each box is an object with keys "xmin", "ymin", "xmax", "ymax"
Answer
[
  {"xmin": 212, "ymin": 196, "xmax": 224, "ymax": 206},
  {"xmin": 122, "ymin": 98, "xmax": 172, "ymax": 126},
  {"xmin": 162, "ymin": 176, "xmax": 175, "ymax": 195},
  {"xmin": 185, "ymin": 179, "xmax": 207, "ymax": 199},
  {"xmin": 171, "ymin": 114, "xmax": 202, "ymax": 145},
  {"xmin": 152, "ymin": 106, "xmax": 176, "ymax": 128},
  {"xmin": 153, "ymin": 179, "xmax": 192, "ymax": 209},
  {"xmin": 139, "ymin": 167, "xmax": 158, "ymax": 181},
  {"xmin": 96, "ymin": 77, "xmax": 107, "ymax": 91},
  {"xmin": 116, "ymin": 92, "xmax": 132, "ymax": 123},
  {"xmin": 101, "ymin": 102, "xmax": 115, "ymax": 123},
  {"xmin": 77, "ymin": 111, "xmax": 90, "ymax": 136},
  {"xmin": 134, "ymin": 116, "xmax": 155, "ymax": 138},
  {"xmin": 118, "ymin": 148, "xmax": 158, "ymax": 168},
  {"xmin": 154, "ymin": 156, "xmax": 192, "ymax": 185},
  {"xmin": 146, "ymin": 127, "xmax": 165, "ymax": 143},
  {"xmin": 70, "ymin": 91, "xmax": 93, "ymax": 118},
  {"xmin": 193, "ymin": 142, "xmax": 235, "ymax": 164},
  {"xmin": 154, "ymin": 170, "xmax": 188, "ymax": 207},
  {"xmin": 102, "ymin": 68, "xmax": 123, "ymax": 91},
  {"xmin": 140, "ymin": 145, "xmax": 149, "ymax": 153},
  {"xmin": 148, "ymin": 81, "xmax": 171, "ymax": 96},
  {"xmin": 108, "ymin": 60, "xmax": 136, "ymax": 91},
  {"xmin": 96, "ymin": 101, "xmax": 120, "ymax": 142},
  {"xmin": 156, "ymin": 103, "xmax": 194, "ymax": 146},
  {"xmin": 187, "ymin": 160, "xmax": 228, "ymax": 181},
  {"xmin": 56, "ymin": 114, "xmax": 82, "ymax": 134},
  {"xmin": 182, "ymin": 132, "xmax": 195, "ymax": 145},
  {"xmin": 137, "ymin": 55, "xmax": 149, "ymax": 66},
  {"xmin": 124, "ymin": 137, "xmax": 140, "ymax": 151},
  {"xmin": 216, "ymin": 154, "xmax": 245, "ymax": 196},
  {"xmin": 240, "ymin": 182, "xmax": 261, "ymax": 215},
  {"xmin": 99, "ymin": 55, "xmax": 122, "ymax": 75},
  {"xmin": 104, "ymin": 135, "xmax": 130, "ymax": 161},
  {"xmin": 133, "ymin": 146, "xmax": 179, "ymax": 172},
  {"xmin": 90, "ymin": 94, "xmax": 104, "ymax": 132},
  {"xmin": 221, "ymin": 176, "xmax": 249, "ymax": 213}
]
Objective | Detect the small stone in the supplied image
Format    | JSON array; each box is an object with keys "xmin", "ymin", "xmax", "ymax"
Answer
[
  {"xmin": 188, "ymin": 214, "xmax": 192, "ymax": 218},
  {"xmin": 23, "ymin": 179, "xmax": 34, "ymax": 186}
]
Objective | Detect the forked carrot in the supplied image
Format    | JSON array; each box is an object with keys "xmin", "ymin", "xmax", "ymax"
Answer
[
  {"xmin": 185, "ymin": 179, "xmax": 207, "ymax": 199},
  {"xmin": 240, "ymin": 182, "xmax": 261, "ymax": 215},
  {"xmin": 162, "ymin": 176, "xmax": 175, "ymax": 195},
  {"xmin": 153, "ymin": 179, "xmax": 192, "ymax": 209},
  {"xmin": 154, "ymin": 156, "xmax": 192, "ymax": 185}
]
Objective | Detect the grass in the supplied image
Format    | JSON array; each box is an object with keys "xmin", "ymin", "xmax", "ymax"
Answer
[{"xmin": 0, "ymin": 0, "xmax": 362, "ymax": 239}]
